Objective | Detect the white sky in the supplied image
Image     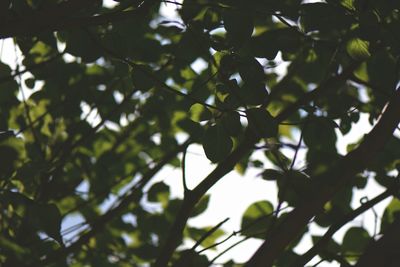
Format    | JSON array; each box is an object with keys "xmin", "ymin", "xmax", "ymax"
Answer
[{"xmin": 1, "ymin": 1, "xmax": 398, "ymax": 266}]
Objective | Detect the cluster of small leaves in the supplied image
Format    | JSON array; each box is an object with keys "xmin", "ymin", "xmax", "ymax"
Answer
[{"xmin": 0, "ymin": 0, "xmax": 399, "ymax": 266}]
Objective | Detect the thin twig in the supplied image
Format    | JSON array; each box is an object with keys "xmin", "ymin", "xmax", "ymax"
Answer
[
  {"xmin": 182, "ymin": 146, "xmax": 190, "ymax": 194},
  {"xmin": 191, "ymin": 217, "xmax": 229, "ymax": 251}
]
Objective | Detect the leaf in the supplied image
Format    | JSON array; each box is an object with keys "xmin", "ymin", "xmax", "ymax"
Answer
[
  {"xmin": 240, "ymin": 82, "xmax": 269, "ymax": 106},
  {"xmin": 238, "ymin": 57, "xmax": 265, "ymax": 84},
  {"xmin": 277, "ymin": 171, "xmax": 312, "ymax": 207},
  {"xmin": 303, "ymin": 117, "xmax": 337, "ymax": 150},
  {"xmin": 147, "ymin": 182, "xmax": 170, "ymax": 207},
  {"xmin": 249, "ymin": 28, "xmax": 302, "ymax": 59},
  {"xmin": 177, "ymin": 118, "xmax": 204, "ymax": 141},
  {"xmin": 131, "ymin": 66, "xmax": 155, "ymax": 91},
  {"xmin": 65, "ymin": 29, "xmax": 102, "ymax": 62},
  {"xmin": 381, "ymin": 198, "xmax": 400, "ymax": 232},
  {"xmin": 189, "ymin": 103, "xmax": 212, "ymax": 122},
  {"xmin": 221, "ymin": 111, "xmax": 242, "ymax": 137},
  {"xmin": 174, "ymin": 249, "xmax": 210, "ymax": 267},
  {"xmin": 24, "ymin": 78, "xmax": 35, "ymax": 89},
  {"xmin": 341, "ymin": 227, "xmax": 370, "ymax": 256},
  {"xmin": 246, "ymin": 108, "xmax": 278, "ymax": 138},
  {"xmin": 261, "ymin": 169, "xmax": 284, "ymax": 181},
  {"xmin": 223, "ymin": 10, "xmax": 254, "ymax": 46},
  {"xmin": 186, "ymin": 226, "xmax": 225, "ymax": 249},
  {"xmin": 300, "ymin": 3, "xmax": 353, "ymax": 34},
  {"xmin": 28, "ymin": 203, "xmax": 64, "ymax": 245},
  {"xmin": 219, "ymin": 54, "xmax": 239, "ymax": 77},
  {"xmin": 241, "ymin": 200, "xmax": 274, "ymax": 239},
  {"xmin": 346, "ymin": 38, "xmax": 370, "ymax": 60},
  {"xmin": 202, "ymin": 124, "xmax": 233, "ymax": 162},
  {"xmin": 0, "ymin": 236, "xmax": 30, "ymax": 260},
  {"xmin": 190, "ymin": 195, "xmax": 210, "ymax": 218},
  {"xmin": 0, "ymin": 138, "xmax": 21, "ymax": 180}
]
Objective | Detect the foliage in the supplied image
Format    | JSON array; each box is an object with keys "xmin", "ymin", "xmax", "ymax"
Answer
[{"xmin": 0, "ymin": 0, "xmax": 400, "ymax": 266}]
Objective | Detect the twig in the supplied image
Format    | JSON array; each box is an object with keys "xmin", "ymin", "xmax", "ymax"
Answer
[
  {"xmin": 191, "ymin": 217, "xmax": 229, "ymax": 251},
  {"xmin": 209, "ymin": 236, "xmax": 250, "ymax": 264},
  {"xmin": 293, "ymin": 188, "xmax": 395, "ymax": 266},
  {"xmin": 182, "ymin": 146, "xmax": 190, "ymax": 194}
]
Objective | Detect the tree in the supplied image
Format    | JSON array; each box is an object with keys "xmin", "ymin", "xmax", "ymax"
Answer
[{"xmin": 0, "ymin": 0, "xmax": 399, "ymax": 266}]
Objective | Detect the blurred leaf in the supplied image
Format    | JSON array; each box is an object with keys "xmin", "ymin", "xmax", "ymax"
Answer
[
  {"xmin": 190, "ymin": 195, "xmax": 210, "ymax": 218},
  {"xmin": 202, "ymin": 124, "xmax": 233, "ymax": 162},
  {"xmin": 346, "ymin": 38, "xmax": 370, "ymax": 60},
  {"xmin": 241, "ymin": 200, "xmax": 274, "ymax": 239},
  {"xmin": 223, "ymin": 10, "xmax": 254, "ymax": 46},
  {"xmin": 341, "ymin": 227, "xmax": 370, "ymax": 256},
  {"xmin": 381, "ymin": 198, "xmax": 400, "ymax": 232},
  {"xmin": 246, "ymin": 108, "xmax": 278, "ymax": 138},
  {"xmin": 28, "ymin": 203, "xmax": 63, "ymax": 245},
  {"xmin": 148, "ymin": 182, "xmax": 170, "ymax": 207}
]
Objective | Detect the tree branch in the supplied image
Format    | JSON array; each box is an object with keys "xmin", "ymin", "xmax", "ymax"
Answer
[
  {"xmin": 30, "ymin": 138, "xmax": 190, "ymax": 267},
  {"xmin": 294, "ymin": 187, "xmax": 396, "ymax": 266},
  {"xmin": 0, "ymin": 0, "xmax": 160, "ymax": 39},
  {"xmin": 0, "ymin": 0, "xmax": 100, "ymax": 39},
  {"xmin": 354, "ymin": 217, "xmax": 400, "ymax": 267},
  {"xmin": 245, "ymin": 88, "xmax": 400, "ymax": 267},
  {"xmin": 153, "ymin": 62, "xmax": 361, "ymax": 267}
]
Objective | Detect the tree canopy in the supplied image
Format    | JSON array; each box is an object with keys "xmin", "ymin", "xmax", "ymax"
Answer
[{"xmin": 1, "ymin": 0, "xmax": 400, "ymax": 266}]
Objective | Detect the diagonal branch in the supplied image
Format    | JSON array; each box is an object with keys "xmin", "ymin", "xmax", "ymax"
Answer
[
  {"xmin": 29, "ymin": 138, "xmax": 190, "ymax": 267},
  {"xmin": 354, "ymin": 217, "xmax": 400, "ymax": 267},
  {"xmin": 294, "ymin": 187, "xmax": 397, "ymax": 266},
  {"xmin": 153, "ymin": 62, "xmax": 361, "ymax": 267},
  {"xmin": 245, "ymin": 88, "xmax": 400, "ymax": 267}
]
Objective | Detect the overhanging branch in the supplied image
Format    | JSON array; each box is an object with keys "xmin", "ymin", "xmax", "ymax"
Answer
[
  {"xmin": 0, "ymin": 0, "xmax": 160, "ymax": 39},
  {"xmin": 245, "ymin": 88, "xmax": 400, "ymax": 267},
  {"xmin": 354, "ymin": 217, "xmax": 400, "ymax": 267},
  {"xmin": 154, "ymin": 62, "xmax": 361, "ymax": 267}
]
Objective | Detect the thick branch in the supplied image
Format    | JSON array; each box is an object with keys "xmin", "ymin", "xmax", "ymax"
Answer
[
  {"xmin": 0, "ymin": 0, "xmax": 160, "ymax": 39},
  {"xmin": 245, "ymin": 88, "xmax": 400, "ymax": 267},
  {"xmin": 153, "ymin": 63, "xmax": 360, "ymax": 267},
  {"xmin": 294, "ymin": 188, "xmax": 395, "ymax": 266},
  {"xmin": 354, "ymin": 217, "xmax": 400, "ymax": 267}
]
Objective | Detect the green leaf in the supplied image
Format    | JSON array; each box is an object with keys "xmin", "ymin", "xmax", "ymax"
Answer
[
  {"xmin": 186, "ymin": 226, "xmax": 225, "ymax": 249},
  {"xmin": 381, "ymin": 198, "xmax": 400, "ymax": 232},
  {"xmin": 249, "ymin": 28, "xmax": 302, "ymax": 59},
  {"xmin": 221, "ymin": 111, "xmax": 242, "ymax": 137},
  {"xmin": 277, "ymin": 171, "xmax": 312, "ymax": 207},
  {"xmin": 202, "ymin": 124, "xmax": 233, "ymax": 162},
  {"xmin": 223, "ymin": 10, "xmax": 254, "ymax": 46},
  {"xmin": 65, "ymin": 29, "xmax": 102, "ymax": 62},
  {"xmin": 303, "ymin": 117, "xmax": 337, "ymax": 150},
  {"xmin": 147, "ymin": 182, "xmax": 170, "ymax": 207},
  {"xmin": 341, "ymin": 227, "xmax": 370, "ymax": 256},
  {"xmin": 246, "ymin": 108, "xmax": 278, "ymax": 138},
  {"xmin": 0, "ymin": 236, "xmax": 30, "ymax": 260},
  {"xmin": 177, "ymin": 118, "xmax": 204, "ymax": 141},
  {"xmin": 28, "ymin": 203, "xmax": 63, "ymax": 245},
  {"xmin": 261, "ymin": 169, "xmax": 284, "ymax": 181},
  {"xmin": 174, "ymin": 249, "xmax": 210, "ymax": 267},
  {"xmin": 300, "ymin": 3, "xmax": 353, "ymax": 34},
  {"xmin": 346, "ymin": 38, "xmax": 370, "ymax": 60},
  {"xmin": 240, "ymin": 82, "xmax": 269, "ymax": 106},
  {"xmin": 241, "ymin": 200, "xmax": 274, "ymax": 239},
  {"xmin": 238, "ymin": 57, "xmax": 265, "ymax": 84},
  {"xmin": 189, "ymin": 103, "xmax": 212, "ymax": 122},
  {"xmin": 191, "ymin": 195, "xmax": 210, "ymax": 218},
  {"xmin": 131, "ymin": 65, "xmax": 155, "ymax": 91},
  {"xmin": 24, "ymin": 78, "xmax": 35, "ymax": 89}
]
